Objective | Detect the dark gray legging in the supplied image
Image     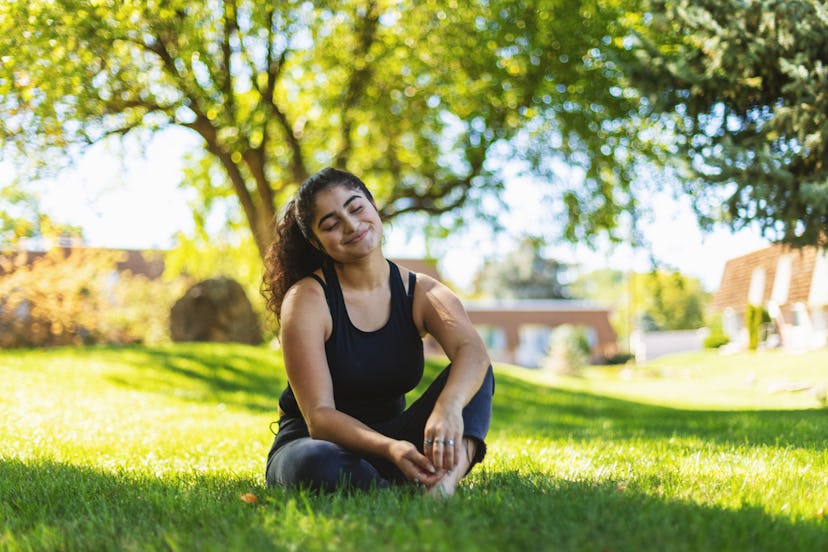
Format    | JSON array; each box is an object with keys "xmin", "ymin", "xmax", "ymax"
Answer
[{"xmin": 266, "ymin": 365, "xmax": 494, "ymax": 491}]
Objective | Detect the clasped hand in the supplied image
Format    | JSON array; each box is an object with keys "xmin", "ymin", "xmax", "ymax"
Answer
[
  {"xmin": 388, "ymin": 404, "xmax": 464, "ymax": 487},
  {"xmin": 423, "ymin": 403, "xmax": 464, "ymax": 473}
]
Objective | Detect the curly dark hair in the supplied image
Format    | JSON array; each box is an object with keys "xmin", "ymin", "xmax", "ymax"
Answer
[{"xmin": 261, "ymin": 167, "xmax": 375, "ymax": 322}]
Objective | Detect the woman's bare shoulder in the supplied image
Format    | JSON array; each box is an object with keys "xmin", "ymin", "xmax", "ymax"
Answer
[
  {"xmin": 409, "ymin": 269, "xmax": 445, "ymax": 295},
  {"xmin": 281, "ymin": 274, "xmax": 329, "ymax": 325}
]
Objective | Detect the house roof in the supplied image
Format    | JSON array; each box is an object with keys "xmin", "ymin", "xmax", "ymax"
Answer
[
  {"xmin": 710, "ymin": 243, "xmax": 820, "ymax": 311},
  {"xmin": 0, "ymin": 247, "xmax": 165, "ymax": 279}
]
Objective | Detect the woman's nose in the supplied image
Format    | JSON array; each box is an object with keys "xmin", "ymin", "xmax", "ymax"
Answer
[{"xmin": 341, "ymin": 216, "xmax": 356, "ymax": 233}]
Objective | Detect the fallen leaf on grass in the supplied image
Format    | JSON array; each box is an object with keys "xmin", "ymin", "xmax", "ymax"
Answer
[{"xmin": 240, "ymin": 492, "xmax": 258, "ymax": 504}]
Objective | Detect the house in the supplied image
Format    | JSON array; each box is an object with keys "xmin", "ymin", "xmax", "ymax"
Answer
[
  {"xmin": 710, "ymin": 244, "xmax": 828, "ymax": 351},
  {"xmin": 393, "ymin": 259, "xmax": 617, "ymax": 367},
  {"xmin": 462, "ymin": 299, "xmax": 617, "ymax": 367}
]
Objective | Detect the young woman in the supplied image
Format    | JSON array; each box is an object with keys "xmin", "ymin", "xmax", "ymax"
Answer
[{"xmin": 262, "ymin": 167, "xmax": 494, "ymax": 496}]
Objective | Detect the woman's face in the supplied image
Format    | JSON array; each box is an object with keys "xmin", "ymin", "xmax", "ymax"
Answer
[{"xmin": 310, "ymin": 184, "xmax": 383, "ymax": 261}]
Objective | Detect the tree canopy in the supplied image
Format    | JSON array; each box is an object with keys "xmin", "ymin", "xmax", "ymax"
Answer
[
  {"xmin": 3, "ymin": 0, "xmax": 826, "ymax": 259},
  {"xmin": 1, "ymin": 0, "xmax": 644, "ymax": 258},
  {"xmin": 624, "ymin": 0, "xmax": 828, "ymax": 247}
]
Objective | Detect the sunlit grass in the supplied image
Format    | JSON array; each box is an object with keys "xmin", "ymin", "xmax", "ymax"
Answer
[
  {"xmin": 504, "ymin": 348, "xmax": 828, "ymax": 410},
  {"xmin": 2, "ymin": 344, "xmax": 827, "ymax": 551}
]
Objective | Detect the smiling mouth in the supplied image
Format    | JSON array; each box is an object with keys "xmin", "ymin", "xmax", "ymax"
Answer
[{"xmin": 345, "ymin": 228, "xmax": 369, "ymax": 244}]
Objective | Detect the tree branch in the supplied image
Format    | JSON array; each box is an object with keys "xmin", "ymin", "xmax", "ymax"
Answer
[
  {"xmin": 234, "ymin": 9, "xmax": 305, "ymax": 185},
  {"xmin": 333, "ymin": 1, "xmax": 380, "ymax": 168},
  {"xmin": 183, "ymin": 115, "xmax": 267, "ymax": 258},
  {"xmin": 220, "ymin": 0, "xmax": 237, "ymax": 120},
  {"xmin": 143, "ymin": 33, "xmax": 210, "ymax": 122}
]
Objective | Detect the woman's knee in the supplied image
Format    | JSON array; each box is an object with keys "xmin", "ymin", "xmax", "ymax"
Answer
[{"xmin": 269, "ymin": 439, "xmax": 385, "ymax": 491}]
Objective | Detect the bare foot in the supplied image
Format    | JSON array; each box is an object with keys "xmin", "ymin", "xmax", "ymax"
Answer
[
  {"xmin": 426, "ymin": 438, "xmax": 476, "ymax": 498},
  {"xmin": 426, "ymin": 472, "xmax": 457, "ymax": 498}
]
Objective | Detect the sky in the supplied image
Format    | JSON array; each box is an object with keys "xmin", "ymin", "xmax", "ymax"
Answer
[{"xmin": 9, "ymin": 127, "xmax": 770, "ymax": 293}]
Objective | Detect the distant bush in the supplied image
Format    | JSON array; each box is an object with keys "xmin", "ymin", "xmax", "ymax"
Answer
[
  {"xmin": 104, "ymin": 272, "xmax": 188, "ymax": 345},
  {"xmin": 604, "ymin": 352, "xmax": 635, "ymax": 365},
  {"xmin": 0, "ymin": 248, "xmax": 186, "ymax": 347},
  {"xmin": 744, "ymin": 305, "xmax": 769, "ymax": 351},
  {"xmin": 703, "ymin": 332, "xmax": 730, "ymax": 349},
  {"xmin": 542, "ymin": 324, "xmax": 591, "ymax": 376},
  {"xmin": 702, "ymin": 314, "xmax": 730, "ymax": 349}
]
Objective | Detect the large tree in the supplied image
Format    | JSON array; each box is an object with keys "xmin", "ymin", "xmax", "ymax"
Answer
[
  {"xmin": 0, "ymin": 0, "xmax": 645, "ymax": 258},
  {"xmin": 623, "ymin": 0, "xmax": 828, "ymax": 247}
]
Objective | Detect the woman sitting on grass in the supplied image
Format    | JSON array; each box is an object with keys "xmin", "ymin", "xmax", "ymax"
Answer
[{"xmin": 261, "ymin": 167, "xmax": 494, "ymax": 496}]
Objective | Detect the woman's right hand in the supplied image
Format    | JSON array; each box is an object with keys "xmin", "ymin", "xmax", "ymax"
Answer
[{"xmin": 388, "ymin": 440, "xmax": 441, "ymax": 487}]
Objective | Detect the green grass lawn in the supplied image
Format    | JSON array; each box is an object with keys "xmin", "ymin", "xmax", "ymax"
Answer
[
  {"xmin": 1, "ymin": 344, "xmax": 827, "ymax": 551},
  {"xmin": 508, "ymin": 348, "xmax": 828, "ymax": 410}
]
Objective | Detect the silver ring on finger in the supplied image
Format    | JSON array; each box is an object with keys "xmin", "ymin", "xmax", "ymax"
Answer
[
  {"xmin": 424, "ymin": 438, "xmax": 433, "ymax": 446},
  {"xmin": 434, "ymin": 439, "xmax": 444, "ymax": 445},
  {"xmin": 447, "ymin": 439, "xmax": 455, "ymax": 446}
]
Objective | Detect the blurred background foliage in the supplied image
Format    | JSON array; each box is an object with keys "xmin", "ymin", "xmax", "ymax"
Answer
[
  {"xmin": 569, "ymin": 268, "xmax": 709, "ymax": 344},
  {"xmin": 1, "ymin": 0, "xmax": 826, "ymax": 347},
  {"xmin": 9, "ymin": 0, "xmax": 824, "ymax": 262},
  {"xmin": 0, "ymin": 247, "xmax": 187, "ymax": 347},
  {"xmin": 3, "ymin": 0, "xmax": 826, "ymax": 256}
]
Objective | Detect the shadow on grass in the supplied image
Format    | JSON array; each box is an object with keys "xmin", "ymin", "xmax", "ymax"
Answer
[
  {"xmin": 95, "ymin": 343, "xmax": 285, "ymax": 413},
  {"xmin": 3, "ymin": 458, "xmax": 825, "ymax": 551},
  {"xmin": 490, "ymin": 369, "xmax": 828, "ymax": 450},
  {"xmin": 97, "ymin": 345, "xmax": 825, "ymax": 450}
]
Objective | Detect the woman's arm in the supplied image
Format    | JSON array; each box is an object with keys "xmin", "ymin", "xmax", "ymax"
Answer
[
  {"xmin": 411, "ymin": 273, "xmax": 491, "ymax": 471},
  {"xmin": 280, "ymin": 277, "xmax": 439, "ymax": 485}
]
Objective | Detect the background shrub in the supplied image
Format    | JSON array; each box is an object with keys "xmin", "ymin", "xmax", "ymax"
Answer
[
  {"xmin": 0, "ymin": 248, "xmax": 186, "ymax": 347},
  {"xmin": 744, "ymin": 305, "xmax": 770, "ymax": 351},
  {"xmin": 703, "ymin": 314, "xmax": 731, "ymax": 349},
  {"xmin": 604, "ymin": 352, "xmax": 635, "ymax": 365},
  {"xmin": 542, "ymin": 324, "xmax": 592, "ymax": 376}
]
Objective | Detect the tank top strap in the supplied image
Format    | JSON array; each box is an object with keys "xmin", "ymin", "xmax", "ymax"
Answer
[
  {"xmin": 308, "ymin": 272, "xmax": 326, "ymax": 290},
  {"xmin": 388, "ymin": 260, "xmax": 417, "ymax": 317},
  {"xmin": 407, "ymin": 270, "xmax": 416, "ymax": 300},
  {"xmin": 318, "ymin": 263, "xmax": 344, "ymax": 323}
]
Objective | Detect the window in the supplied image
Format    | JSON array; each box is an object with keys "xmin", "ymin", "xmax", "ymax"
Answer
[
  {"xmin": 515, "ymin": 324, "xmax": 553, "ymax": 368},
  {"xmin": 723, "ymin": 307, "xmax": 739, "ymax": 339},
  {"xmin": 792, "ymin": 303, "xmax": 808, "ymax": 328},
  {"xmin": 810, "ymin": 307, "xmax": 827, "ymax": 348},
  {"xmin": 771, "ymin": 255, "xmax": 791, "ymax": 305},
  {"xmin": 475, "ymin": 325, "xmax": 506, "ymax": 353}
]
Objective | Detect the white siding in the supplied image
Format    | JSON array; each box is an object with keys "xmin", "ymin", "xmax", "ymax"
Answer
[
  {"xmin": 808, "ymin": 250, "xmax": 828, "ymax": 306},
  {"xmin": 748, "ymin": 267, "xmax": 766, "ymax": 305},
  {"xmin": 771, "ymin": 255, "xmax": 791, "ymax": 305}
]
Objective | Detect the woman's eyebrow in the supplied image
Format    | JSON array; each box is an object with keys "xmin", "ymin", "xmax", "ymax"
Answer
[{"xmin": 317, "ymin": 194, "xmax": 363, "ymax": 228}]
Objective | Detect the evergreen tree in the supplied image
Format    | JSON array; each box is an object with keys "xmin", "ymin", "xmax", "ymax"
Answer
[
  {"xmin": 473, "ymin": 237, "xmax": 570, "ymax": 299},
  {"xmin": 624, "ymin": 0, "xmax": 828, "ymax": 247}
]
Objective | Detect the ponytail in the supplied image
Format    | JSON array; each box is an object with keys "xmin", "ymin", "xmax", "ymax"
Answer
[{"xmin": 262, "ymin": 199, "xmax": 328, "ymax": 322}]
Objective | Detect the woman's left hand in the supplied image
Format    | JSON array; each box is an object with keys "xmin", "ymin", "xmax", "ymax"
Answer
[{"xmin": 423, "ymin": 400, "xmax": 464, "ymax": 472}]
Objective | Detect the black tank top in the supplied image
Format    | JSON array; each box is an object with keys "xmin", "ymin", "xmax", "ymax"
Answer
[{"xmin": 276, "ymin": 260, "xmax": 424, "ymax": 428}]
